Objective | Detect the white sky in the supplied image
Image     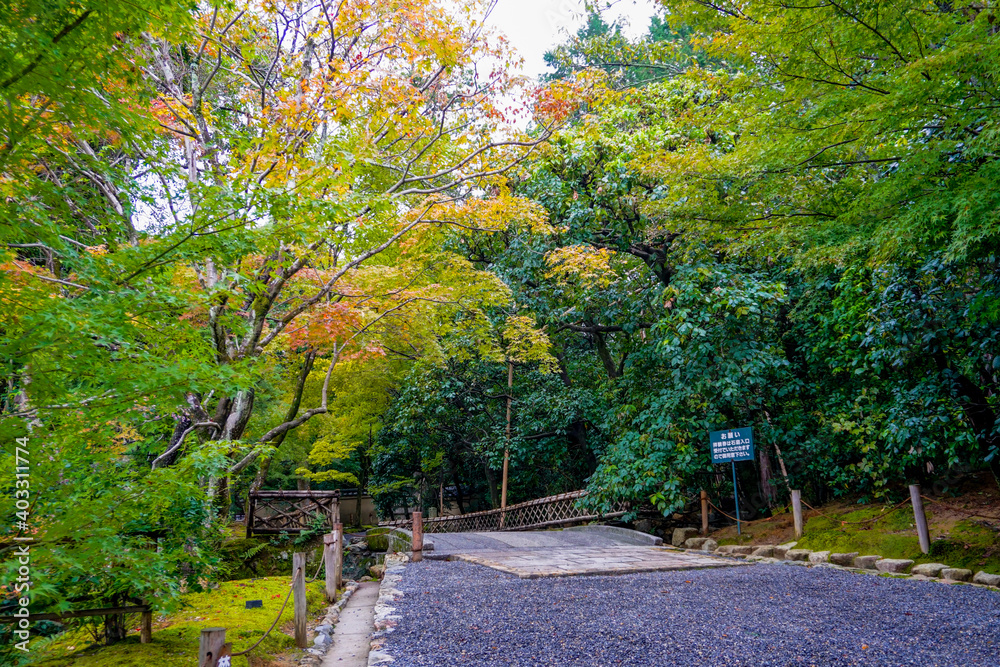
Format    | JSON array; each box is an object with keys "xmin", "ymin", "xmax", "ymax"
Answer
[{"xmin": 485, "ymin": 0, "xmax": 662, "ymax": 79}]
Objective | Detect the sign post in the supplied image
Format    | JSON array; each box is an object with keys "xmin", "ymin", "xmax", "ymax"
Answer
[{"xmin": 709, "ymin": 427, "xmax": 755, "ymax": 535}]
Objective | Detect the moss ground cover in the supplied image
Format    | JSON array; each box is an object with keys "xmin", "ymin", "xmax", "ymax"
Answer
[
  {"xmin": 716, "ymin": 498, "xmax": 1000, "ymax": 575},
  {"xmin": 34, "ymin": 576, "xmax": 329, "ymax": 666}
]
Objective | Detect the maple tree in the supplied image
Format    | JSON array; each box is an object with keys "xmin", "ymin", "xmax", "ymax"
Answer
[{"xmin": 0, "ymin": 0, "xmax": 555, "ymax": 640}]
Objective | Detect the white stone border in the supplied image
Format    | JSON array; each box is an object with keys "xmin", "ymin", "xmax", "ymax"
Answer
[
  {"xmin": 368, "ymin": 553, "xmax": 409, "ymax": 665},
  {"xmin": 299, "ymin": 581, "xmax": 361, "ymax": 665}
]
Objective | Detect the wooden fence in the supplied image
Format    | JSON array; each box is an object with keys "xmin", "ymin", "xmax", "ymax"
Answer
[
  {"xmin": 246, "ymin": 490, "xmax": 340, "ymax": 537},
  {"xmin": 378, "ymin": 490, "xmax": 629, "ymax": 533}
]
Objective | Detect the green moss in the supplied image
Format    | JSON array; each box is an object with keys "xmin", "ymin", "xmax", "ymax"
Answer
[
  {"xmin": 35, "ymin": 576, "xmax": 329, "ymax": 666},
  {"xmin": 794, "ymin": 506, "xmax": 1000, "ymax": 575}
]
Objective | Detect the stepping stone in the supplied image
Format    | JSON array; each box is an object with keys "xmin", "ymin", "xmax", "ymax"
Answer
[
  {"xmin": 941, "ymin": 568, "xmax": 973, "ymax": 582},
  {"xmin": 785, "ymin": 549, "xmax": 812, "ymax": 561},
  {"xmin": 751, "ymin": 545, "xmax": 775, "ymax": 558},
  {"xmin": 808, "ymin": 551, "xmax": 831, "ymax": 564}
]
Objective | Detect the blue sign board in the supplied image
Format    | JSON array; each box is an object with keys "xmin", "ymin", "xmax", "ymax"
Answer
[{"xmin": 709, "ymin": 427, "xmax": 754, "ymax": 464}]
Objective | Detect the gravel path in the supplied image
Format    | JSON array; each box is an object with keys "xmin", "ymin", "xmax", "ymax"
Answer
[{"xmin": 381, "ymin": 560, "xmax": 1000, "ymax": 666}]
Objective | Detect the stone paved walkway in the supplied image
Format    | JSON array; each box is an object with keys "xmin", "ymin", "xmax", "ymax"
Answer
[{"xmin": 449, "ymin": 546, "xmax": 740, "ymax": 578}]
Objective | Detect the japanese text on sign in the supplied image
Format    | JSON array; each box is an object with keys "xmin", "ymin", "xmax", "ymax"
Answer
[{"xmin": 709, "ymin": 427, "xmax": 755, "ymax": 463}]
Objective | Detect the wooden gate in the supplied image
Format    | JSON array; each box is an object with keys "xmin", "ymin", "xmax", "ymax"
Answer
[{"xmin": 246, "ymin": 490, "xmax": 340, "ymax": 537}]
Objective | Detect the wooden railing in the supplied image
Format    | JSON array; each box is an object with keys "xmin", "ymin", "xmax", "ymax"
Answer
[
  {"xmin": 378, "ymin": 490, "xmax": 628, "ymax": 533},
  {"xmin": 246, "ymin": 490, "xmax": 340, "ymax": 537}
]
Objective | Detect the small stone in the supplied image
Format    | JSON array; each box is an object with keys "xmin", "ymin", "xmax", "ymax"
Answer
[
  {"xmin": 911, "ymin": 563, "xmax": 949, "ymax": 577},
  {"xmin": 751, "ymin": 545, "xmax": 775, "ymax": 558},
  {"xmin": 732, "ymin": 545, "xmax": 756, "ymax": 555},
  {"xmin": 808, "ymin": 551, "xmax": 831, "ymax": 564},
  {"xmin": 779, "ymin": 541, "xmax": 798, "ymax": 548},
  {"xmin": 875, "ymin": 558, "xmax": 914, "ymax": 574},
  {"xmin": 829, "ymin": 552, "xmax": 859, "ymax": 566},
  {"xmin": 672, "ymin": 527, "xmax": 700, "ymax": 547},
  {"xmin": 306, "ymin": 648, "xmax": 324, "ymax": 655},
  {"xmin": 360, "ymin": 575, "xmax": 374, "ymax": 582},
  {"xmin": 701, "ymin": 538, "xmax": 719, "ymax": 552},
  {"xmin": 314, "ymin": 624, "xmax": 333, "ymax": 634},
  {"xmin": 940, "ymin": 568, "xmax": 973, "ymax": 582},
  {"xmin": 853, "ymin": 555, "xmax": 881, "ymax": 570},
  {"xmin": 973, "ymin": 571, "xmax": 1000, "ymax": 587},
  {"xmin": 715, "ymin": 545, "xmax": 738, "ymax": 555},
  {"xmin": 313, "ymin": 634, "xmax": 330, "ymax": 646},
  {"xmin": 785, "ymin": 549, "xmax": 812, "ymax": 561},
  {"xmin": 683, "ymin": 537, "xmax": 709, "ymax": 549},
  {"xmin": 773, "ymin": 545, "xmax": 792, "ymax": 560}
]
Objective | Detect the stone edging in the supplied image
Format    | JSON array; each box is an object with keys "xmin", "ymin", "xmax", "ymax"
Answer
[
  {"xmin": 692, "ymin": 542, "xmax": 1000, "ymax": 591},
  {"xmin": 298, "ymin": 581, "xmax": 361, "ymax": 666},
  {"xmin": 368, "ymin": 553, "xmax": 409, "ymax": 666}
]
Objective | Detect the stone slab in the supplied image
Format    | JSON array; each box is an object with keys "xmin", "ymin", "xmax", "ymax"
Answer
[
  {"xmin": 911, "ymin": 562, "xmax": 949, "ymax": 577},
  {"xmin": 875, "ymin": 558, "xmax": 914, "ymax": 574},
  {"xmin": 786, "ymin": 549, "xmax": 812, "ymax": 561},
  {"xmin": 808, "ymin": 551, "xmax": 831, "ymax": 564},
  {"xmin": 829, "ymin": 552, "xmax": 858, "ymax": 567},
  {"xmin": 449, "ymin": 546, "xmax": 744, "ymax": 579},
  {"xmin": 751, "ymin": 545, "xmax": 776, "ymax": 558},
  {"xmin": 853, "ymin": 555, "xmax": 881, "ymax": 570},
  {"xmin": 672, "ymin": 527, "xmax": 699, "ymax": 547},
  {"xmin": 973, "ymin": 571, "xmax": 1000, "ymax": 587},
  {"xmin": 941, "ymin": 568, "xmax": 973, "ymax": 582},
  {"xmin": 562, "ymin": 525, "xmax": 663, "ymax": 546}
]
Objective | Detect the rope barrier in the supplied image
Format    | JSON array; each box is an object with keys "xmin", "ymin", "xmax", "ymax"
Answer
[
  {"xmin": 707, "ymin": 501, "xmax": 791, "ymax": 526},
  {"xmin": 800, "ymin": 498, "xmax": 910, "ymax": 526},
  {"xmin": 920, "ymin": 495, "xmax": 1000, "ymax": 522},
  {"xmin": 307, "ymin": 552, "xmax": 325, "ymax": 583},
  {"xmin": 231, "ymin": 566, "xmax": 301, "ymax": 657}
]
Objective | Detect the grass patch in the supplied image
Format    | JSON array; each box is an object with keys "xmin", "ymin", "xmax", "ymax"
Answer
[{"xmin": 34, "ymin": 576, "xmax": 329, "ymax": 667}]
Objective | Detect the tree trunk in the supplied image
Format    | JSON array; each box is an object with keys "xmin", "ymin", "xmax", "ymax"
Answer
[{"xmin": 758, "ymin": 448, "xmax": 777, "ymax": 507}]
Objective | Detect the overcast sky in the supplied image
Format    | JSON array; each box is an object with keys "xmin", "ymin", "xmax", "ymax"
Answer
[{"xmin": 485, "ymin": 0, "xmax": 662, "ymax": 79}]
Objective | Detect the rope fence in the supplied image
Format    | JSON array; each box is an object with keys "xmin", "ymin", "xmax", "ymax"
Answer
[
  {"xmin": 800, "ymin": 498, "xmax": 911, "ymax": 526},
  {"xmin": 920, "ymin": 495, "xmax": 1000, "ymax": 522},
  {"xmin": 231, "ymin": 565, "xmax": 300, "ymax": 658}
]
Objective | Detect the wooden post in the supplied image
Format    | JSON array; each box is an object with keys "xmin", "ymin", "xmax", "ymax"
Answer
[
  {"xmin": 791, "ymin": 489, "xmax": 803, "ymax": 539},
  {"xmin": 140, "ymin": 609, "xmax": 152, "ymax": 644},
  {"xmin": 411, "ymin": 511, "xmax": 423, "ymax": 552},
  {"xmin": 909, "ymin": 484, "xmax": 930, "ymax": 554},
  {"xmin": 199, "ymin": 628, "xmax": 226, "ymax": 667},
  {"xmin": 333, "ymin": 522, "xmax": 343, "ymax": 589},
  {"xmin": 292, "ymin": 553, "xmax": 307, "ymax": 649},
  {"xmin": 500, "ymin": 361, "xmax": 513, "ymax": 519},
  {"xmin": 323, "ymin": 531, "xmax": 338, "ymax": 602},
  {"xmin": 700, "ymin": 490, "xmax": 709, "ymax": 536}
]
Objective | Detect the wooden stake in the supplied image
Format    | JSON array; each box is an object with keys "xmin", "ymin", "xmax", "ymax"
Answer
[
  {"xmin": 333, "ymin": 522, "xmax": 343, "ymax": 589},
  {"xmin": 501, "ymin": 361, "xmax": 513, "ymax": 512},
  {"xmin": 700, "ymin": 490, "xmax": 709, "ymax": 536},
  {"xmin": 140, "ymin": 610, "xmax": 152, "ymax": 644},
  {"xmin": 324, "ymin": 531, "xmax": 338, "ymax": 602},
  {"xmin": 292, "ymin": 553, "xmax": 307, "ymax": 649},
  {"xmin": 412, "ymin": 511, "xmax": 423, "ymax": 552},
  {"xmin": 909, "ymin": 484, "xmax": 930, "ymax": 554},
  {"xmin": 199, "ymin": 628, "xmax": 226, "ymax": 667},
  {"xmin": 791, "ymin": 489, "xmax": 803, "ymax": 539}
]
